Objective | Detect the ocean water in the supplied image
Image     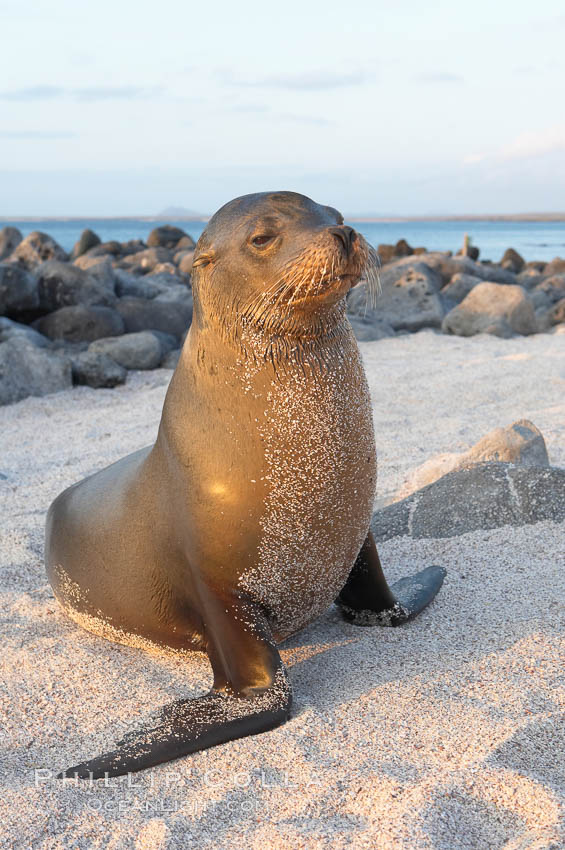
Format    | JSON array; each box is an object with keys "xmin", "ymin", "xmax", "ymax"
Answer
[{"xmin": 2, "ymin": 218, "xmax": 565, "ymax": 263}]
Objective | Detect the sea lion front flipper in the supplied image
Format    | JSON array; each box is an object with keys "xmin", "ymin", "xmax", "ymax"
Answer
[
  {"xmin": 336, "ymin": 531, "xmax": 446, "ymax": 627},
  {"xmin": 59, "ymin": 597, "xmax": 292, "ymax": 779}
]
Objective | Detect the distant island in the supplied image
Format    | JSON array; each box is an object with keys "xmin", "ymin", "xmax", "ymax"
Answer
[{"xmin": 155, "ymin": 206, "xmax": 207, "ymax": 220}]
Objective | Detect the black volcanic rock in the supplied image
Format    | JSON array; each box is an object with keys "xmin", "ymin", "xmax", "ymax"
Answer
[
  {"xmin": 37, "ymin": 261, "xmax": 116, "ymax": 311},
  {"xmin": 147, "ymin": 225, "xmax": 195, "ymax": 250},
  {"xmin": 371, "ymin": 463, "xmax": 565, "ymax": 540},
  {"xmin": 0, "ymin": 226, "xmax": 22, "ymax": 261},
  {"xmin": 0, "ymin": 263, "xmax": 39, "ymax": 316},
  {"xmin": 501, "ymin": 248, "xmax": 525, "ymax": 274},
  {"xmin": 72, "ymin": 228, "xmax": 101, "ymax": 259},
  {"xmin": 34, "ymin": 305, "xmax": 124, "ymax": 342},
  {"xmin": 116, "ymin": 296, "xmax": 192, "ymax": 339},
  {"xmin": 11, "ymin": 231, "xmax": 68, "ymax": 268}
]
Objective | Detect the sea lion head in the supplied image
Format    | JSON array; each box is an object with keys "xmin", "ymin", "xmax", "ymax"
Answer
[{"xmin": 191, "ymin": 191, "xmax": 379, "ymax": 338}]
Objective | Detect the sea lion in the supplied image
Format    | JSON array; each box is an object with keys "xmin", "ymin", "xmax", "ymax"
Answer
[{"xmin": 45, "ymin": 191, "xmax": 446, "ymax": 779}]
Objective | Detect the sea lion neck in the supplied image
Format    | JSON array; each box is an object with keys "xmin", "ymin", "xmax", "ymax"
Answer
[{"xmin": 189, "ymin": 293, "xmax": 352, "ymax": 376}]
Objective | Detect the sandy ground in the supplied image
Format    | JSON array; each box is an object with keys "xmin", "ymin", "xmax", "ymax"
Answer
[{"xmin": 1, "ymin": 329, "xmax": 564, "ymax": 850}]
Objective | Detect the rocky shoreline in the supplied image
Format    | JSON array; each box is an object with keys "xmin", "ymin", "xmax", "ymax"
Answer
[{"xmin": 0, "ymin": 225, "xmax": 564, "ymax": 406}]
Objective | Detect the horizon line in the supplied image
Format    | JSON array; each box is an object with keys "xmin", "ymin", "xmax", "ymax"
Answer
[{"xmin": 1, "ymin": 212, "xmax": 565, "ymax": 223}]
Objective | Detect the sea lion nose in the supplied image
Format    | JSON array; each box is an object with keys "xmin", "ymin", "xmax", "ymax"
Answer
[{"xmin": 328, "ymin": 225, "xmax": 357, "ymax": 257}]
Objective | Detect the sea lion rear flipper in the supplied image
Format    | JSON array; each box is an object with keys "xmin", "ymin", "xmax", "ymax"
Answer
[
  {"xmin": 59, "ymin": 598, "xmax": 292, "ymax": 779},
  {"xmin": 336, "ymin": 531, "xmax": 446, "ymax": 626}
]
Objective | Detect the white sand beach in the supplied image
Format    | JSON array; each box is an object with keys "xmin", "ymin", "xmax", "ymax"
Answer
[{"xmin": 1, "ymin": 329, "xmax": 564, "ymax": 849}]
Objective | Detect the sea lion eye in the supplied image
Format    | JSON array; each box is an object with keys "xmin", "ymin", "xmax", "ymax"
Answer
[
  {"xmin": 251, "ymin": 234, "xmax": 274, "ymax": 247},
  {"xmin": 192, "ymin": 253, "xmax": 212, "ymax": 268}
]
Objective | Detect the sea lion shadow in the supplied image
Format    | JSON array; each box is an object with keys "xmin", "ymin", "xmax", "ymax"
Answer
[
  {"xmin": 420, "ymin": 786, "xmax": 523, "ymax": 850},
  {"xmin": 279, "ymin": 583, "xmax": 546, "ymax": 715},
  {"xmin": 489, "ymin": 717, "xmax": 565, "ymax": 791}
]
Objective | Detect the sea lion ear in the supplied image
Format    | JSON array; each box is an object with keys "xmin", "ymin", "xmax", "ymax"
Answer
[{"xmin": 192, "ymin": 252, "xmax": 214, "ymax": 269}]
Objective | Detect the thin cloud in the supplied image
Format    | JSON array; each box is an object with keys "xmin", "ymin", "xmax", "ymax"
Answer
[
  {"xmin": 514, "ymin": 62, "xmax": 562, "ymax": 75},
  {"xmin": 415, "ymin": 72, "xmax": 464, "ymax": 84},
  {"xmin": 528, "ymin": 14, "xmax": 565, "ymax": 32},
  {"xmin": 231, "ymin": 104, "xmax": 270, "ymax": 113},
  {"xmin": 73, "ymin": 86, "xmax": 161, "ymax": 101},
  {"xmin": 514, "ymin": 65, "xmax": 539, "ymax": 75},
  {"xmin": 463, "ymin": 153, "xmax": 486, "ymax": 165},
  {"xmin": 464, "ymin": 124, "xmax": 565, "ymax": 164},
  {"xmin": 0, "ymin": 130, "xmax": 77, "ymax": 139},
  {"xmin": 0, "ymin": 85, "xmax": 162, "ymax": 101},
  {"xmin": 220, "ymin": 69, "xmax": 370, "ymax": 91},
  {"xmin": 229, "ymin": 104, "xmax": 332, "ymax": 125},
  {"xmin": 0, "ymin": 85, "xmax": 64, "ymax": 101}
]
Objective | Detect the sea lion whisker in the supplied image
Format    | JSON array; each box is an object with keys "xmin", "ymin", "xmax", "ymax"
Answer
[
  {"xmin": 243, "ymin": 275, "xmax": 287, "ymax": 313},
  {"xmin": 283, "ymin": 266, "xmax": 311, "ymax": 315},
  {"xmin": 243, "ymin": 277, "xmax": 292, "ymax": 325},
  {"xmin": 272, "ymin": 264, "xmax": 306, "ymax": 317}
]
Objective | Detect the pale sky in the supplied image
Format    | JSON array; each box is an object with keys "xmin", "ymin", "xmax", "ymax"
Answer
[{"xmin": 1, "ymin": 0, "xmax": 564, "ymax": 216}]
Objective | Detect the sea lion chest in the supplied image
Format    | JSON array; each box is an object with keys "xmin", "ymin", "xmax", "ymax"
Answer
[
  {"xmin": 236, "ymin": 338, "xmax": 377, "ymax": 638},
  {"xmin": 161, "ymin": 330, "xmax": 377, "ymax": 640}
]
